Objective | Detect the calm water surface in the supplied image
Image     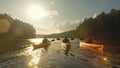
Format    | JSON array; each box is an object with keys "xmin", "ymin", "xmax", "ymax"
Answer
[{"xmin": 0, "ymin": 38, "xmax": 120, "ymax": 68}]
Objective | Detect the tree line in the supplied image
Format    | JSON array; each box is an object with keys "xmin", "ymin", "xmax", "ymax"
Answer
[
  {"xmin": 0, "ymin": 14, "xmax": 36, "ymax": 51},
  {"xmin": 76, "ymin": 9, "xmax": 120, "ymax": 43},
  {"xmin": 43, "ymin": 9, "xmax": 120, "ymax": 44},
  {"xmin": 0, "ymin": 14, "xmax": 36, "ymax": 39}
]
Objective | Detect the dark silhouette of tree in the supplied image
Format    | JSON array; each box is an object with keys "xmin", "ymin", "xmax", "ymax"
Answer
[
  {"xmin": 0, "ymin": 13, "xmax": 36, "ymax": 39},
  {"xmin": 0, "ymin": 13, "xmax": 36, "ymax": 52},
  {"xmin": 76, "ymin": 9, "xmax": 120, "ymax": 43}
]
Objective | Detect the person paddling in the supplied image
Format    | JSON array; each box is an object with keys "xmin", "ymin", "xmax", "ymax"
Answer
[
  {"xmin": 42, "ymin": 37, "xmax": 50, "ymax": 51},
  {"xmin": 42, "ymin": 37, "xmax": 49, "ymax": 43},
  {"xmin": 85, "ymin": 36, "xmax": 93, "ymax": 43},
  {"xmin": 62, "ymin": 37, "xmax": 70, "ymax": 43},
  {"xmin": 62, "ymin": 37, "xmax": 71, "ymax": 56}
]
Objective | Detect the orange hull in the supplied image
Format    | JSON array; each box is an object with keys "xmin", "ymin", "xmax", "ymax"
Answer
[{"xmin": 80, "ymin": 42, "xmax": 104, "ymax": 54}]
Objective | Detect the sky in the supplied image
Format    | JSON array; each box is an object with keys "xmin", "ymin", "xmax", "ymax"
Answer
[{"xmin": 0, "ymin": 0, "xmax": 120, "ymax": 34}]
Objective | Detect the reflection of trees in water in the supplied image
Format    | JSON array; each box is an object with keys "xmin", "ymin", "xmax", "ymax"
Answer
[
  {"xmin": 111, "ymin": 48, "xmax": 120, "ymax": 67},
  {"xmin": 0, "ymin": 39, "xmax": 31, "ymax": 53},
  {"xmin": 103, "ymin": 45, "xmax": 120, "ymax": 67}
]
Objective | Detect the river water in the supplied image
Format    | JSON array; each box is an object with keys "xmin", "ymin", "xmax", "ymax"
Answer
[{"xmin": 0, "ymin": 38, "xmax": 120, "ymax": 68}]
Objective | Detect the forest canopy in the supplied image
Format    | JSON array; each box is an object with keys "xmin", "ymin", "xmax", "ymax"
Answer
[
  {"xmin": 76, "ymin": 9, "xmax": 120, "ymax": 42},
  {"xmin": 0, "ymin": 14, "xmax": 36, "ymax": 39}
]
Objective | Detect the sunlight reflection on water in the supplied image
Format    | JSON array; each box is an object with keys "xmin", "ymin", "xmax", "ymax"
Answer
[
  {"xmin": 1, "ymin": 38, "xmax": 120, "ymax": 68},
  {"xmin": 15, "ymin": 46, "xmax": 33, "ymax": 57},
  {"xmin": 28, "ymin": 49, "xmax": 43, "ymax": 68},
  {"xmin": 29, "ymin": 38, "xmax": 43, "ymax": 45}
]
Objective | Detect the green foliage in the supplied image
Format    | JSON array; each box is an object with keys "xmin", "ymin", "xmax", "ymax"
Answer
[
  {"xmin": 77, "ymin": 9, "xmax": 120, "ymax": 43},
  {"xmin": 0, "ymin": 13, "xmax": 36, "ymax": 52},
  {"xmin": 0, "ymin": 13, "xmax": 36, "ymax": 39}
]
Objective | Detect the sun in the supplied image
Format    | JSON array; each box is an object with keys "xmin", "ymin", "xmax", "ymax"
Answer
[{"xmin": 27, "ymin": 4, "xmax": 48, "ymax": 20}]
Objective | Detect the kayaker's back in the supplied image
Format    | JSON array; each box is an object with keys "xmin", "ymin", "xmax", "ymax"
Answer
[
  {"xmin": 62, "ymin": 37, "xmax": 70, "ymax": 43},
  {"xmin": 42, "ymin": 37, "xmax": 49, "ymax": 43}
]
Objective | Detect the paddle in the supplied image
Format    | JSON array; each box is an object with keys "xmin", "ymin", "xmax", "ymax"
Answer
[{"xmin": 50, "ymin": 39, "xmax": 55, "ymax": 42}]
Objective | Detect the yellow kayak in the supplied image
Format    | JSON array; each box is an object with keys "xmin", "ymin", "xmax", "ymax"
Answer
[
  {"xmin": 32, "ymin": 42, "xmax": 51, "ymax": 50},
  {"xmin": 80, "ymin": 42, "xmax": 104, "ymax": 54}
]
